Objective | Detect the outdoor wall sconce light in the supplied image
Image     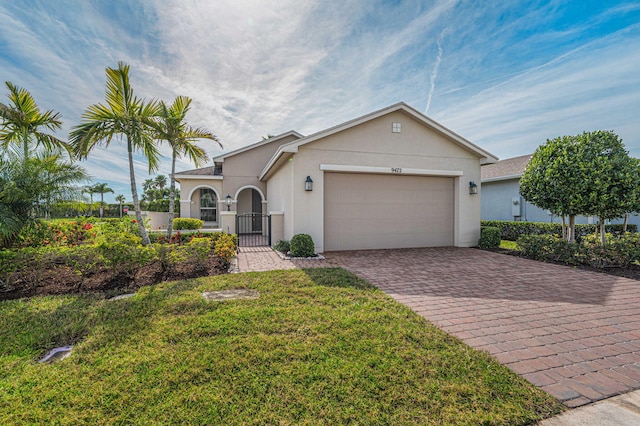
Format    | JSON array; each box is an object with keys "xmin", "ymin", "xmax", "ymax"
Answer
[
  {"xmin": 305, "ymin": 176, "xmax": 313, "ymax": 191},
  {"xmin": 225, "ymin": 193, "xmax": 232, "ymax": 211},
  {"xmin": 469, "ymin": 181, "xmax": 478, "ymax": 195}
]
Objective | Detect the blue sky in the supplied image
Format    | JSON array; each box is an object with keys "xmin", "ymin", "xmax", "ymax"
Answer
[{"xmin": 2, "ymin": 0, "xmax": 639, "ymax": 203}]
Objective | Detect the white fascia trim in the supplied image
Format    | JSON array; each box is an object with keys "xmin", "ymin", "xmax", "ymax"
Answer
[
  {"xmin": 174, "ymin": 174, "xmax": 223, "ymax": 180},
  {"xmin": 320, "ymin": 164, "xmax": 463, "ymax": 177},
  {"xmin": 260, "ymin": 102, "xmax": 498, "ymax": 179},
  {"xmin": 481, "ymin": 174, "xmax": 521, "ymax": 183}
]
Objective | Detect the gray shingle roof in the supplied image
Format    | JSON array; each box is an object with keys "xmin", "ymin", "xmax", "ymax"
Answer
[
  {"xmin": 481, "ymin": 154, "xmax": 532, "ymax": 181},
  {"xmin": 175, "ymin": 165, "xmax": 222, "ymax": 176}
]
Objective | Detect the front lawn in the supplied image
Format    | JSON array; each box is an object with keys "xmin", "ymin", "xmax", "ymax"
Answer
[{"xmin": 0, "ymin": 268, "xmax": 562, "ymax": 424}]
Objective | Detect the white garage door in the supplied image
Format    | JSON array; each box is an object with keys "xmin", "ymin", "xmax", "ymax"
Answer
[{"xmin": 324, "ymin": 173, "xmax": 454, "ymax": 251}]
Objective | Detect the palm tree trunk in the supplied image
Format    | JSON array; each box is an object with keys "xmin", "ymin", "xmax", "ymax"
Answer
[
  {"xmin": 166, "ymin": 150, "xmax": 177, "ymax": 239},
  {"xmin": 99, "ymin": 193, "xmax": 104, "ymax": 218},
  {"xmin": 119, "ymin": 201, "xmax": 123, "ymax": 218},
  {"xmin": 128, "ymin": 139, "xmax": 151, "ymax": 245}
]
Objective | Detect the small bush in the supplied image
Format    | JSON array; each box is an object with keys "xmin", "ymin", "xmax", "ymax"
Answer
[
  {"xmin": 478, "ymin": 226, "xmax": 501, "ymax": 249},
  {"xmin": 516, "ymin": 235, "xmax": 579, "ymax": 264},
  {"xmin": 173, "ymin": 218, "xmax": 203, "ymax": 230},
  {"xmin": 274, "ymin": 240, "xmax": 290, "ymax": 253},
  {"xmin": 290, "ymin": 234, "xmax": 315, "ymax": 257},
  {"xmin": 214, "ymin": 233, "xmax": 238, "ymax": 263}
]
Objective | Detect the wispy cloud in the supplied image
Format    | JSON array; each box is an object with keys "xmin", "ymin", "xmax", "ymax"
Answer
[
  {"xmin": 425, "ymin": 29, "xmax": 448, "ymax": 114},
  {"xmin": 1, "ymin": 1, "xmax": 639, "ymax": 202}
]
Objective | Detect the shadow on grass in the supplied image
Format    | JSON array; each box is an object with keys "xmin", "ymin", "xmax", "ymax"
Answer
[{"xmin": 299, "ymin": 267, "xmax": 376, "ymax": 290}]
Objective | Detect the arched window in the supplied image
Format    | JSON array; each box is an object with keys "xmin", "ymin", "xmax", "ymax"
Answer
[{"xmin": 200, "ymin": 188, "xmax": 217, "ymax": 222}]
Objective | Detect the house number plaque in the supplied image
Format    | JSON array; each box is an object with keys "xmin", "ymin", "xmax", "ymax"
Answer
[{"xmin": 391, "ymin": 167, "xmax": 402, "ymax": 173}]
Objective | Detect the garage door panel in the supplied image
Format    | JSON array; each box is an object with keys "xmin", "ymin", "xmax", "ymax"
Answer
[{"xmin": 324, "ymin": 173, "xmax": 453, "ymax": 251}]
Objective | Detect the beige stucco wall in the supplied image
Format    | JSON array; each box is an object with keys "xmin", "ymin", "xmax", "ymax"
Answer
[
  {"xmin": 176, "ymin": 178, "xmax": 224, "ymax": 225},
  {"xmin": 265, "ymin": 157, "xmax": 294, "ymax": 241},
  {"xmin": 268, "ymin": 110, "xmax": 482, "ymax": 252},
  {"xmin": 221, "ymin": 135, "xmax": 299, "ymax": 204}
]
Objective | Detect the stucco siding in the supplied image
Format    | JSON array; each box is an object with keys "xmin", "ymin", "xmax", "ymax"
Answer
[
  {"xmin": 266, "ymin": 158, "xmax": 294, "ymax": 241},
  {"xmin": 286, "ymin": 111, "xmax": 482, "ymax": 251}
]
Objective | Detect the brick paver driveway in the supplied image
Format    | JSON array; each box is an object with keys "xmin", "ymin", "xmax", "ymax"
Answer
[{"xmin": 323, "ymin": 247, "xmax": 640, "ymax": 408}]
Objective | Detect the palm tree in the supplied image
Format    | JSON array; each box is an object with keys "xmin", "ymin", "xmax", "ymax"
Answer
[
  {"xmin": 0, "ymin": 81, "xmax": 70, "ymax": 162},
  {"xmin": 82, "ymin": 185, "xmax": 95, "ymax": 216},
  {"xmin": 0, "ymin": 155, "xmax": 88, "ymax": 246},
  {"xmin": 70, "ymin": 62, "xmax": 161, "ymax": 245},
  {"xmin": 154, "ymin": 174, "xmax": 167, "ymax": 190},
  {"xmin": 115, "ymin": 194, "xmax": 126, "ymax": 218},
  {"xmin": 35, "ymin": 155, "xmax": 89, "ymax": 219},
  {"xmin": 154, "ymin": 96, "xmax": 220, "ymax": 238},
  {"xmin": 92, "ymin": 182, "xmax": 114, "ymax": 218}
]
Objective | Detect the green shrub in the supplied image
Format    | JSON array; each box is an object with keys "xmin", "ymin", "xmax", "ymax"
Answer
[
  {"xmin": 516, "ymin": 235, "xmax": 579, "ymax": 264},
  {"xmin": 482, "ymin": 220, "xmax": 637, "ymax": 242},
  {"xmin": 273, "ymin": 240, "xmax": 290, "ymax": 253},
  {"xmin": 173, "ymin": 218, "xmax": 203, "ymax": 230},
  {"xmin": 168, "ymin": 237, "xmax": 212, "ymax": 271},
  {"xmin": 290, "ymin": 234, "xmax": 315, "ymax": 257},
  {"xmin": 478, "ymin": 226, "xmax": 501, "ymax": 249},
  {"xmin": 214, "ymin": 233, "xmax": 238, "ymax": 263}
]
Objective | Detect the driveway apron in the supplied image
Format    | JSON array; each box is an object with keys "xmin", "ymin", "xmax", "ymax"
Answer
[{"xmin": 323, "ymin": 247, "xmax": 640, "ymax": 408}]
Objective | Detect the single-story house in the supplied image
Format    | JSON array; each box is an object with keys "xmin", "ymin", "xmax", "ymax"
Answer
[
  {"xmin": 176, "ymin": 102, "xmax": 498, "ymax": 252},
  {"xmin": 481, "ymin": 154, "xmax": 640, "ymax": 226}
]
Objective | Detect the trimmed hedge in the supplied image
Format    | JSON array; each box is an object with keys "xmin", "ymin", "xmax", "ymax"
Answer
[
  {"xmin": 516, "ymin": 233, "xmax": 640, "ymax": 268},
  {"xmin": 290, "ymin": 234, "xmax": 315, "ymax": 257},
  {"xmin": 173, "ymin": 218, "xmax": 204, "ymax": 230},
  {"xmin": 481, "ymin": 220, "xmax": 637, "ymax": 242},
  {"xmin": 478, "ymin": 226, "xmax": 501, "ymax": 249}
]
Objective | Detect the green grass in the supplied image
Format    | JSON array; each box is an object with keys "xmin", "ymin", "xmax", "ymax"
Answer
[
  {"xmin": 0, "ymin": 268, "xmax": 562, "ymax": 425},
  {"xmin": 500, "ymin": 240, "xmax": 520, "ymax": 250}
]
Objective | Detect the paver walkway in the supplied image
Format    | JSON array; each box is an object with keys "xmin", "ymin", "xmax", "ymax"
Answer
[{"xmin": 236, "ymin": 246, "xmax": 640, "ymax": 408}]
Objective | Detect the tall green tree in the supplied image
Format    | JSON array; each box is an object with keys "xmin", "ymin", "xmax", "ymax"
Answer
[
  {"xmin": 520, "ymin": 135, "xmax": 584, "ymax": 242},
  {"xmin": 574, "ymin": 131, "xmax": 640, "ymax": 243},
  {"xmin": 153, "ymin": 96, "xmax": 219, "ymax": 238},
  {"xmin": 92, "ymin": 182, "xmax": 114, "ymax": 218},
  {"xmin": 0, "ymin": 81, "xmax": 70, "ymax": 161},
  {"xmin": 70, "ymin": 62, "xmax": 161, "ymax": 245},
  {"xmin": 115, "ymin": 194, "xmax": 126, "ymax": 218}
]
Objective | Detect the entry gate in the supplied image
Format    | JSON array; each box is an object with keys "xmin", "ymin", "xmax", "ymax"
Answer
[{"xmin": 236, "ymin": 213, "xmax": 271, "ymax": 247}]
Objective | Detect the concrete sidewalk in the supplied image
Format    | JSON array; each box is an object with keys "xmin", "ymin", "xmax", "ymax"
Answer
[{"xmin": 540, "ymin": 389, "xmax": 640, "ymax": 425}]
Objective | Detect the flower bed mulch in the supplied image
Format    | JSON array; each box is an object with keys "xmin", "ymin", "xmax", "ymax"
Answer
[{"xmin": 0, "ymin": 255, "xmax": 228, "ymax": 301}]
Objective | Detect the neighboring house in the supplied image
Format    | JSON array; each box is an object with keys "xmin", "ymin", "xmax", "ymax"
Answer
[
  {"xmin": 176, "ymin": 102, "xmax": 498, "ymax": 252},
  {"xmin": 481, "ymin": 154, "xmax": 640, "ymax": 226}
]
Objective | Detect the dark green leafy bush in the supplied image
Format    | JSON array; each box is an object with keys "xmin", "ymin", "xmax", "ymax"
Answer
[
  {"xmin": 478, "ymin": 226, "xmax": 501, "ymax": 249},
  {"xmin": 517, "ymin": 233, "xmax": 640, "ymax": 268},
  {"xmin": 482, "ymin": 220, "xmax": 637, "ymax": 242},
  {"xmin": 273, "ymin": 240, "xmax": 290, "ymax": 253},
  {"xmin": 290, "ymin": 234, "xmax": 314, "ymax": 257},
  {"xmin": 173, "ymin": 218, "xmax": 203, "ymax": 230}
]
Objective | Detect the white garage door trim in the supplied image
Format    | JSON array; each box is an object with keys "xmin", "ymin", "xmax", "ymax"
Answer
[
  {"xmin": 320, "ymin": 163, "xmax": 463, "ymax": 177},
  {"xmin": 324, "ymin": 172, "xmax": 455, "ymax": 251}
]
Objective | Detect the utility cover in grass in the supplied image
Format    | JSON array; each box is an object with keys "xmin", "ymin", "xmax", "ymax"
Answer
[
  {"xmin": 39, "ymin": 346, "xmax": 73, "ymax": 364},
  {"xmin": 202, "ymin": 289, "xmax": 260, "ymax": 301},
  {"xmin": 108, "ymin": 293, "xmax": 136, "ymax": 301}
]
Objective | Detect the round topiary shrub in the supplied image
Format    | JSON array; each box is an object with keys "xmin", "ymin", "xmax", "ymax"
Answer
[{"xmin": 290, "ymin": 234, "xmax": 315, "ymax": 257}]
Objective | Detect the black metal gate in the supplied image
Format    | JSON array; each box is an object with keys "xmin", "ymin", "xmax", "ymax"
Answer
[{"xmin": 236, "ymin": 213, "xmax": 271, "ymax": 247}]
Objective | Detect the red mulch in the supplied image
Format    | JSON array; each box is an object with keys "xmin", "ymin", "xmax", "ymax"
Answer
[{"xmin": 0, "ymin": 256, "xmax": 228, "ymax": 301}]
